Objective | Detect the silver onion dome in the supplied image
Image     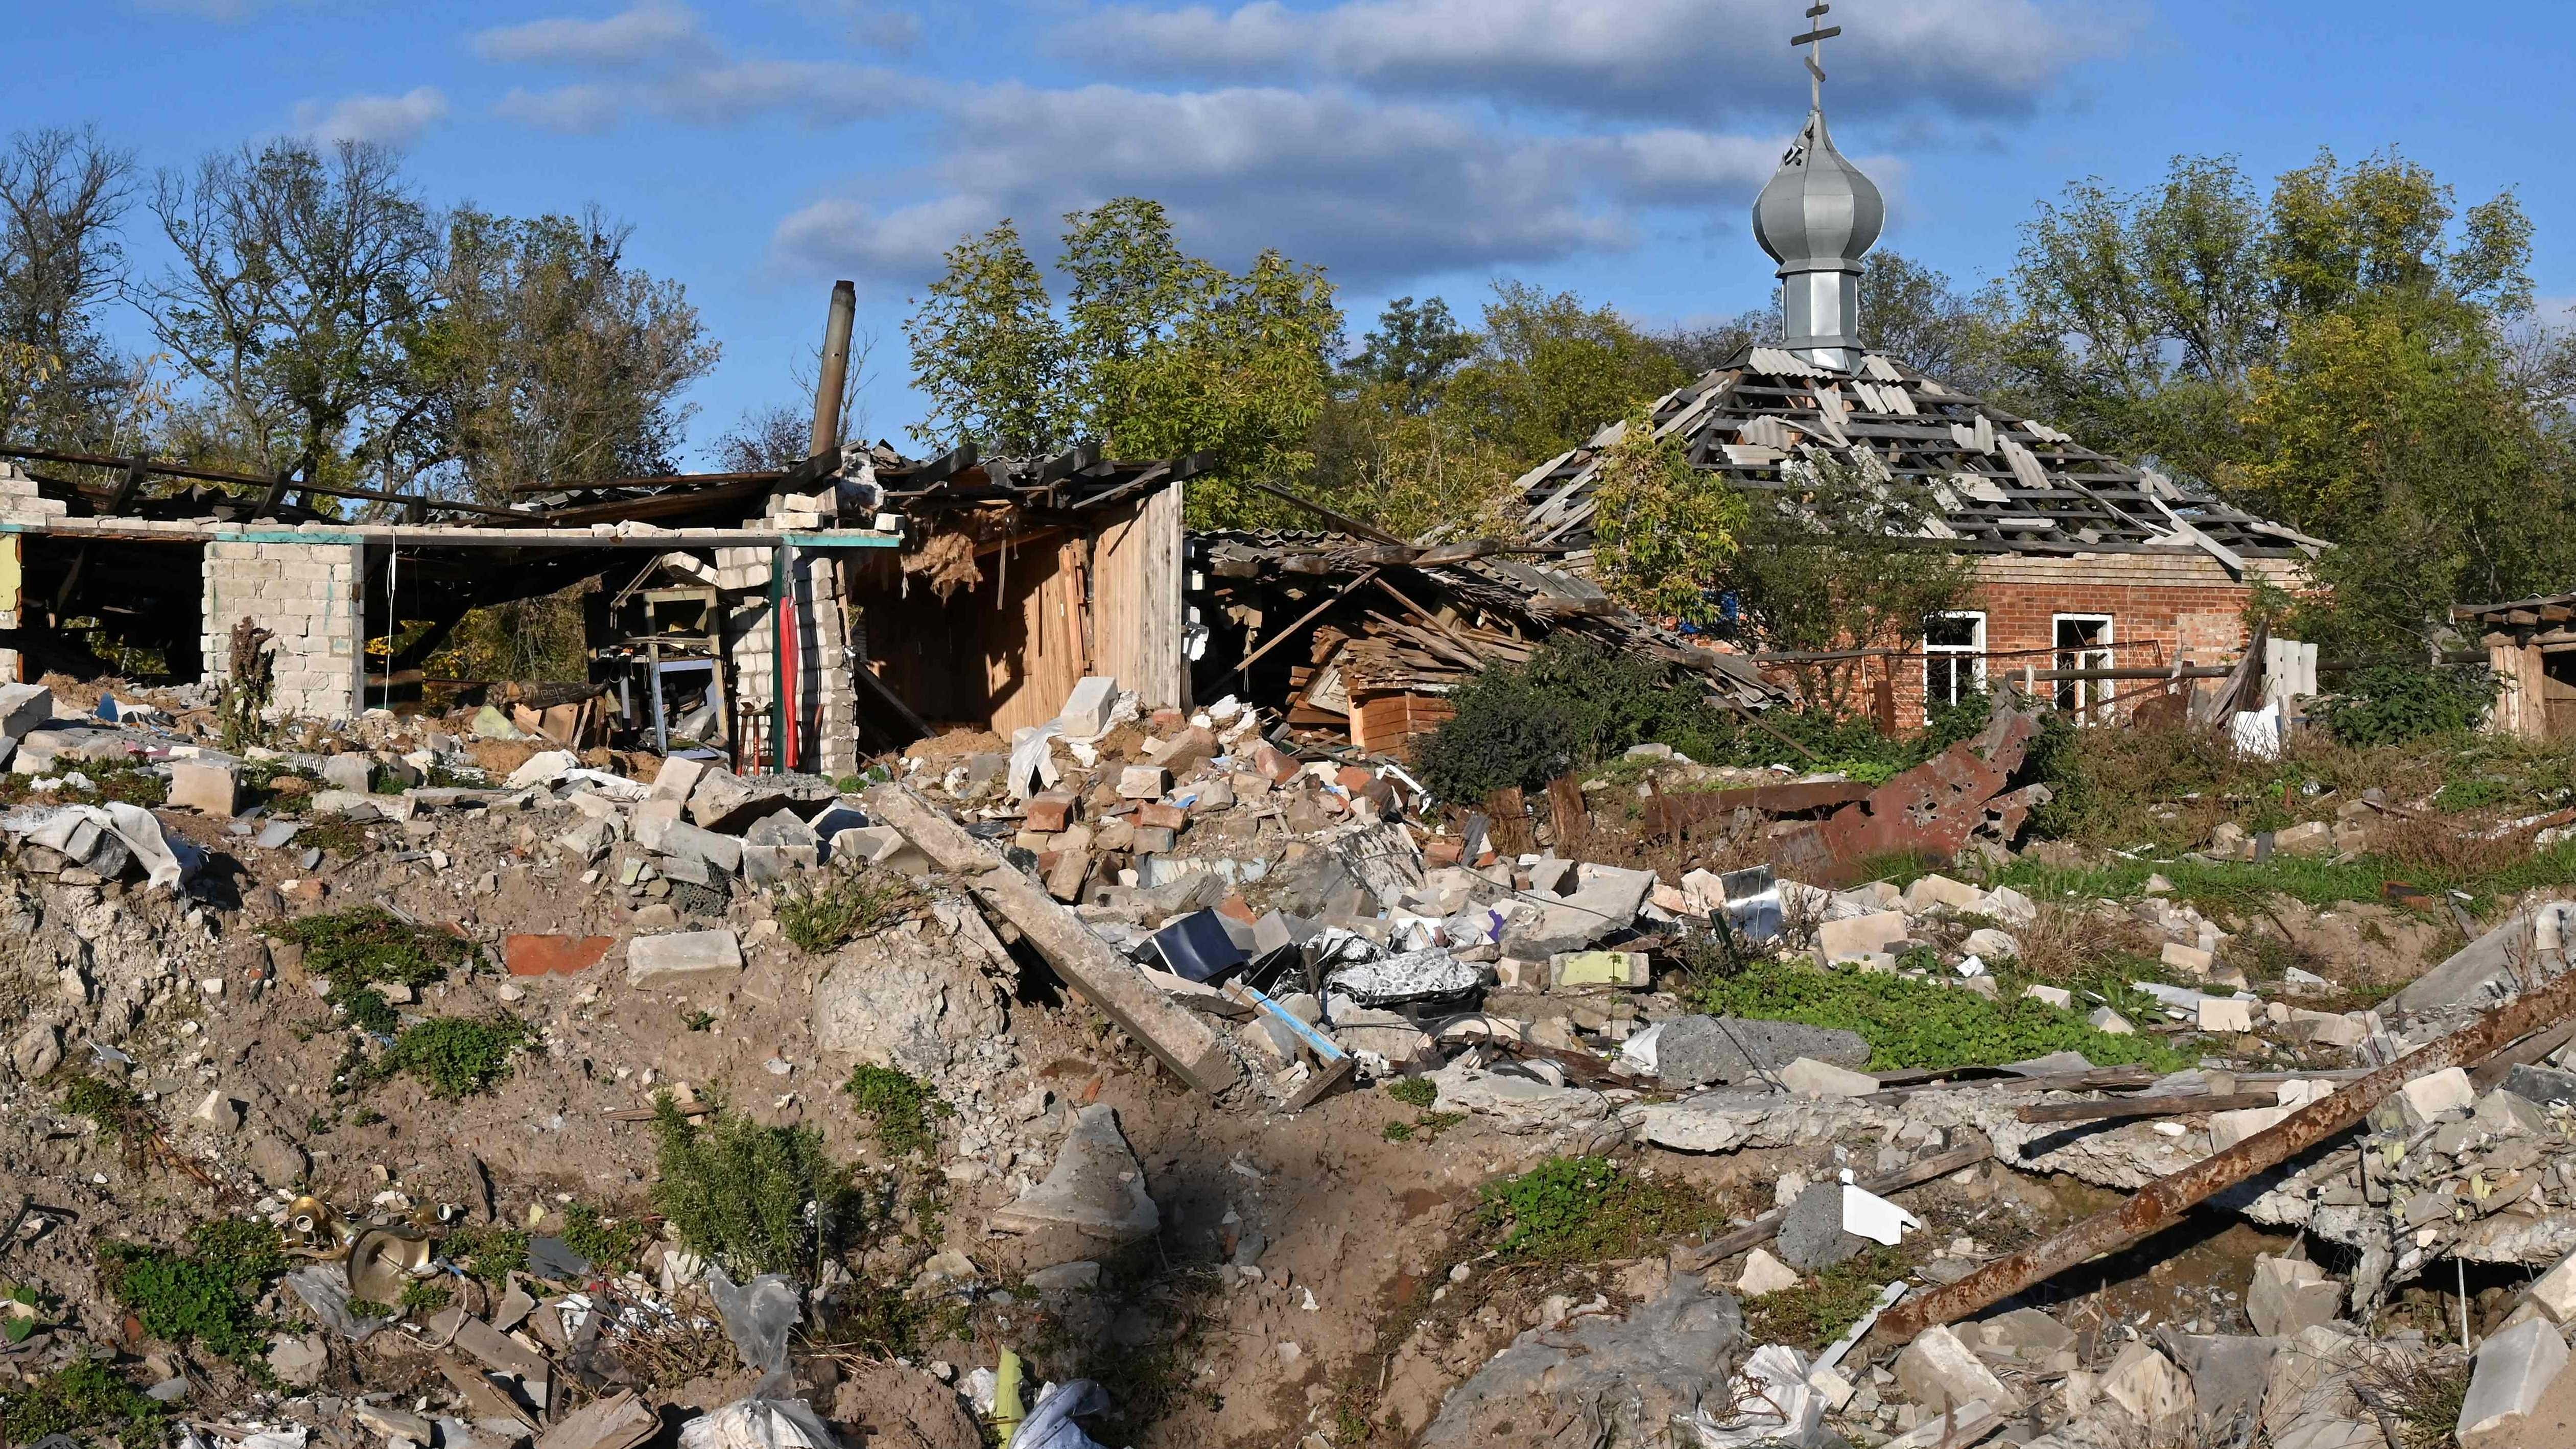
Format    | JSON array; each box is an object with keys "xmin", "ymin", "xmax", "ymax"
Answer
[{"xmin": 1753, "ymin": 107, "xmax": 1883, "ymax": 371}]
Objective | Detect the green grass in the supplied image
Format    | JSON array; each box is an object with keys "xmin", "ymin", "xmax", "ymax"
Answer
[
  {"xmin": 558, "ymin": 1204, "xmax": 650, "ymax": 1272},
  {"xmin": 1384, "ymin": 1110, "xmax": 1466, "ymax": 1143},
  {"xmin": 0, "ymin": 1357, "xmax": 168, "ymax": 1447},
  {"xmin": 271, "ymin": 907, "xmax": 472, "ymax": 987},
  {"xmin": 60, "ymin": 1075, "xmax": 146, "ymax": 1138},
  {"xmin": 650, "ymin": 1096, "xmax": 860, "ymax": 1278},
  {"xmin": 842, "ymin": 1065, "xmax": 952, "ymax": 1157},
  {"xmin": 1739, "ymin": 1244, "xmax": 1913, "ymax": 1350},
  {"xmin": 397, "ymin": 1281, "xmax": 453, "ymax": 1317},
  {"xmin": 98, "ymin": 1219, "xmax": 288, "ymax": 1363},
  {"xmin": 1384, "ymin": 1076, "xmax": 1438, "ymax": 1108},
  {"xmin": 386, "ymin": 1016, "xmax": 531, "ymax": 1099},
  {"xmin": 778, "ymin": 869, "xmax": 913, "ymax": 954},
  {"xmin": 1995, "ymin": 841, "xmax": 2576, "ymax": 920},
  {"xmin": 1689, "ymin": 961, "xmax": 2192, "ymax": 1073},
  {"xmin": 440, "ymin": 1225, "xmax": 529, "ymax": 1285},
  {"xmin": 1477, "ymin": 1156, "xmax": 1730, "ymax": 1264}
]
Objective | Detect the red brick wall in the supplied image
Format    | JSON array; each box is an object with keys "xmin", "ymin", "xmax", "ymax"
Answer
[{"xmin": 1882, "ymin": 554, "xmax": 2302, "ymax": 725}]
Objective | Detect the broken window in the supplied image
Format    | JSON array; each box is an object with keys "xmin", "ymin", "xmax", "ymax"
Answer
[
  {"xmin": 2054, "ymin": 614, "xmax": 2115, "ymax": 721},
  {"xmin": 1923, "ymin": 611, "xmax": 1985, "ymax": 722}
]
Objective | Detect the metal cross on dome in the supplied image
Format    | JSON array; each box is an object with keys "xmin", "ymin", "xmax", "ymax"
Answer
[{"xmin": 1791, "ymin": 2, "xmax": 1842, "ymax": 111}]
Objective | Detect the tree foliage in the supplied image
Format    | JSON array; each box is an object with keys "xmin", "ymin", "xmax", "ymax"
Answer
[
  {"xmin": 1589, "ymin": 407, "xmax": 1746, "ymax": 624},
  {"xmin": 408, "ymin": 206, "xmax": 716, "ymax": 501},
  {"xmin": 136, "ymin": 138, "xmax": 440, "ymax": 487},
  {"xmin": 904, "ymin": 199, "xmax": 1340, "ymax": 525}
]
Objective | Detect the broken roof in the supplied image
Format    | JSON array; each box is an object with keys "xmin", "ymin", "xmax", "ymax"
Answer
[
  {"xmin": 1517, "ymin": 346, "xmax": 2323, "ymax": 569},
  {"xmin": 2454, "ymin": 592, "xmax": 2576, "ymax": 632},
  {"xmin": 1193, "ymin": 528, "xmax": 1781, "ymax": 708}
]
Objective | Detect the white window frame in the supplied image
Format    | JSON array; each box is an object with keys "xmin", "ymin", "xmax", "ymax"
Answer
[
  {"xmin": 2053, "ymin": 613, "xmax": 2116, "ymax": 721},
  {"xmin": 1923, "ymin": 611, "xmax": 1987, "ymax": 723}
]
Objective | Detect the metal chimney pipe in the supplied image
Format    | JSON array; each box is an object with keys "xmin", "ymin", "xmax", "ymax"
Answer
[{"xmin": 810, "ymin": 279, "xmax": 857, "ymax": 460}]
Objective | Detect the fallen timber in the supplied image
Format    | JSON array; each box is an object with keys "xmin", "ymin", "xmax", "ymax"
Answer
[{"xmin": 1875, "ymin": 962, "xmax": 2576, "ymax": 1345}]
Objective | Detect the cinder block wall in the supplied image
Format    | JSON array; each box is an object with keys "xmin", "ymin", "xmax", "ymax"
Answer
[
  {"xmin": 202, "ymin": 540, "xmax": 364, "ymax": 722},
  {"xmin": 715, "ymin": 540, "xmax": 860, "ymax": 779}
]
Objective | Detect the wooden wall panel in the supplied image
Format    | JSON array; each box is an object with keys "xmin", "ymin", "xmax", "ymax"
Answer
[{"xmin": 1088, "ymin": 484, "xmax": 1187, "ymax": 709}]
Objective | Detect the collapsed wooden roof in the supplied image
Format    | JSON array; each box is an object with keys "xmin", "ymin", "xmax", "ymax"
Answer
[
  {"xmin": 1193, "ymin": 528, "xmax": 1782, "ymax": 709},
  {"xmin": 1518, "ymin": 346, "xmax": 2324, "ymax": 571},
  {"xmin": 2455, "ymin": 593, "xmax": 2576, "ymax": 633}
]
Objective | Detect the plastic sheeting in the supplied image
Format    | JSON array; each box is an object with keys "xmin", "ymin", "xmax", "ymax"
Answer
[
  {"xmin": 1008, "ymin": 1380, "xmax": 1114, "ymax": 1449},
  {"xmin": 705, "ymin": 1266, "xmax": 802, "ymax": 1383},
  {"xmin": 678, "ymin": 1398, "xmax": 841, "ymax": 1449}
]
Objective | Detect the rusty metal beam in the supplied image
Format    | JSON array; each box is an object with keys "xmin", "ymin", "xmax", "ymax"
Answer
[{"xmin": 1877, "ymin": 964, "xmax": 2576, "ymax": 1345}]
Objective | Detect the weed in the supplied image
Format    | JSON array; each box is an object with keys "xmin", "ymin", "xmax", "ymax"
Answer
[
  {"xmin": 650, "ymin": 1096, "xmax": 860, "ymax": 1277},
  {"xmin": 1477, "ymin": 1156, "xmax": 1728, "ymax": 1264},
  {"xmin": 295, "ymin": 815, "xmax": 374, "ymax": 856},
  {"xmin": 0, "ymin": 1357, "xmax": 167, "ymax": 1447},
  {"xmin": 778, "ymin": 868, "xmax": 913, "ymax": 953},
  {"xmin": 61, "ymin": 1075, "xmax": 146, "ymax": 1138},
  {"xmin": 559, "ymin": 1204, "xmax": 649, "ymax": 1271},
  {"xmin": 386, "ymin": 1016, "xmax": 530, "ymax": 1099},
  {"xmin": 1690, "ymin": 961, "xmax": 2192, "ymax": 1072},
  {"xmin": 842, "ymin": 1065, "xmax": 952, "ymax": 1157},
  {"xmin": 2351, "ymin": 1345, "xmax": 2471, "ymax": 1449},
  {"xmin": 1384, "ymin": 1077, "xmax": 1437, "ymax": 1109},
  {"xmin": 441, "ymin": 1226, "xmax": 528, "ymax": 1285},
  {"xmin": 272, "ymin": 907, "xmax": 471, "ymax": 987},
  {"xmin": 99, "ymin": 1221, "xmax": 282, "ymax": 1361},
  {"xmin": 1382, "ymin": 1120, "xmax": 1415, "ymax": 1142},
  {"xmin": 682, "ymin": 1009, "xmax": 716, "ymax": 1032},
  {"xmin": 1739, "ymin": 1245, "xmax": 1912, "ymax": 1349},
  {"xmin": 2312, "ymin": 666, "xmax": 2496, "ymax": 747},
  {"xmin": 397, "ymin": 1281, "xmax": 452, "ymax": 1317}
]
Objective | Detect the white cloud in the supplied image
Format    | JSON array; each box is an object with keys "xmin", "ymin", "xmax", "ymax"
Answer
[
  {"xmin": 493, "ymin": 85, "xmax": 625, "ymax": 135},
  {"xmin": 293, "ymin": 86, "xmax": 450, "ymax": 146},
  {"xmin": 1061, "ymin": 0, "xmax": 2139, "ymax": 123},
  {"xmin": 471, "ymin": 2, "xmax": 705, "ymax": 66},
  {"xmin": 773, "ymin": 83, "xmax": 1802, "ymax": 287},
  {"xmin": 478, "ymin": 4, "xmax": 925, "ymax": 129}
]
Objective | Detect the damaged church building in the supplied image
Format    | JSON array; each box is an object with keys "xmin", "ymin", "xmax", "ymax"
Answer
[{"xmin": 0, "ymin": 290, "xmax": 1193, "ymax": 771}]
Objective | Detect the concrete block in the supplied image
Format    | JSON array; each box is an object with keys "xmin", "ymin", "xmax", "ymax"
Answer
[
  {"xmin": 1779, "ymin": 1057, "xmax": 1879, "ymax": 1099},
  {"xmin": 1901, "ymin": 873, "xmax": 1982, "ymax": 913},
  {"xmin": 652, "ymin": 754, "xmax": 708, "ymax": 801},
  {"xmin": 2162, "ymin": 941, "xmax": 2216, "ymax": 975},
  {"xmin": 167, "ymin": 760, "xmax": 242, "ymax": 816},
  {"xmin": 2274, "ymin": 820, "xmax": 2333, "ymax": 857},
  {"xmin": 2023, "ymin": 984, "xmax": 2073, "ymax": 1009},
  {"xmin": 2211, "ymin": 1106, "xmax": 2291, "ymax": 1151},
  {"xmin": 1896, "ymin": 1325, "xmax": 2016, "ymax": 1413},
  {"xmin": 0, "ymin": 683, "xmax": 53, "ymax": 738},
  {"xmin": 2199, "ymin": 996, "xmax": 2256, "ymax": 1033},
  {"xmin": 2532, "ymin": 1251, "xmax": 2576, "ymax": 1324},
  {"xmin": 626, "ymin": 930, "xmax": 745, "ymax": 990},
  {"xmin": 2402, "ymin": 1066, "xmax": 2477, "ymax": 1123},
  {"xmin": 1737, "ymin": 1247, "xmax": 1802, "ymax": 1296},
  {"xmin": 2100, "ymin": 1343, "xmax": 2197, "ymax": 1434},
  {"xmin": 2089, "ymin": 1007, "xmax": 2134, "ymax": 1034},
  {"xmin": 634, "ymin": 815, "xmax": 744, "ymax": 874},
  {"xmin": 2249, "ymin": 1255, "xmax": 2343, "ymax": 1338},
  {"xmin": 1118, "ymin": 766, "xmax": 1170, "ymax": 800},
  {"xmin": 1815, "ymin": 910, "xmax": 1908, "ymax": 962},
  {"xmin": 321, "ymin": 753, "xmax": 373, "ymax": 794},
  {"xmin": 1059, "ymin": 676, "xmax": 1118, "ymax": 739},
  {"xmin": 2459, "ymin": 1317, "xmax": 2570, "ymax": 1449}
]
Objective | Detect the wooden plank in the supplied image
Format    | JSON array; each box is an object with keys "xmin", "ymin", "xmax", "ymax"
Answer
[
  {"xmin": 1088, "ymin": 485, "xmax": 1187, "ymax": 709},
  {"xmin": 864, "ymin": 785, "xmax": 1240, "ymax": 1095}
]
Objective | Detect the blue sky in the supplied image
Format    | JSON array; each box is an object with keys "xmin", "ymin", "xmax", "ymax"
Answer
[{"xmin": 14, "ymin": 0, "xmax": 2573, "ymax": 463}]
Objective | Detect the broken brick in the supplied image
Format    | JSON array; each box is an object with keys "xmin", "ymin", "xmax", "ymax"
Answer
[
  {"xmin": 1025, "ymin": 791, "xmax": 1079, "ymax": 832},
  {"xmin": 504, "ymin": 934, "xmax": 615, "ymax": 977}
]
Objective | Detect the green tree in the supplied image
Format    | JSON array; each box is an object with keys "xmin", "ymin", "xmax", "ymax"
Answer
[
  {"xmin": 903, "ymin": 217, "xmax": 1067, "ymax": 456},
  {"xmin": 1589, "ymin": 408, "xmax": 1746, "ymax": 625},
  {"xmin": 1344, "ymin": 294, "xmax": 1475, "ymax": 408},
  {"xmin": 408, "ymin": 206, "xmax": 717, "ymax": 501},
  {"xmin": 136, "ymin": 138, "xmax": 440, "ymax": 489},
  {"xmin": 1445, "ymin": 280, "xmax": 1687, "ymax": 463},
  {"xmin": 1709, "ymin": 460, "xmax": 1982, "ymax": 713},
  {"xmin": 903, "ymin": 199, "xmax": 1340, "ymax": 526}
]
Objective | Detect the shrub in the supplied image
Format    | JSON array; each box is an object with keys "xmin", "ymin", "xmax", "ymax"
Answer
[
  {"xmin": 441, "ymin": 1225, "xmax": 528, "ymax": 1285},
  {"xmin": 842, "ymin": 1065, "xmax": 951, "ymax": 1157},
  {"xmin": 779, "ymin": 869, "xmax": 912, "ymax": 954},
  {"xmin": 2311, "ymin": 664, "xmax": 2496, "ymax": 746},
  {"xmin": 558, "ymin": 1204, "xmax": 650, "ymax": 1271},
  {"xmin": 61, "ymin": 1075, "xmax": 146, "ymax": 1139},
  {"xmin": 386, "ymin": 1016, "xmax": 530, "ymax": 1099},
  {"xmin": 651, "ymin": 1097, "xmax": 859, "ymax": 1278},
  {"xmin": 1414, "ymin": 637, "xmax": 1737, "ymax": 799}
]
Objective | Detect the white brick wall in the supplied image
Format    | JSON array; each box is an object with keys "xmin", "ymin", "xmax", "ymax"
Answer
[
  {"xmin": 202, "ymin": 539, "xmax": 363, "ymax": 722},
  {"xmin": 719, "ymin": 527, "xmax": 862, "ymax": 777}
]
